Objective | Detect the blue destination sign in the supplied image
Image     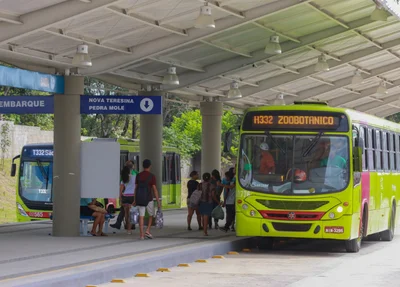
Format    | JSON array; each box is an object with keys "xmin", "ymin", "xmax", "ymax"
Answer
[
  {"xmin": 80, "ymin": 96, "xmax": 162, "ymax": 114},
  {"xmin": 0, "ymin": 96, "xmax": 54, "ymax": 114}
]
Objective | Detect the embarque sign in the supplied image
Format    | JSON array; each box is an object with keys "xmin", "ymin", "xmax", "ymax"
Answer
[{"xmin": 0, "ymin": 95, "xmax": 162, "ymax": 115}]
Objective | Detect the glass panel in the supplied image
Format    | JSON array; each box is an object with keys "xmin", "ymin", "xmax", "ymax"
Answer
[
  {"xmin": 20, "ymin": 161, "xmax": 53, "ymax": 202},
  {"xmin": 239, "ymin": 134, "xmax": 349, "ymax": 195}
]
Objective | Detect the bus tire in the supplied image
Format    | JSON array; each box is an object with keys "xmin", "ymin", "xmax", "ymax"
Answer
[
  {"xmin": 381, "ymin": 203, "xmax": 395, "ymax": 242},
  {"xmin": 256, "ymin": 237, "xmax": 274, "ymax": 250},
  {"xmin": 345, "ymin": 209, "xmax": 366, "ymax": 253}
]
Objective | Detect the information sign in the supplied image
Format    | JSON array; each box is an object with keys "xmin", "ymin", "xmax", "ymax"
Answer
[{"xmin": 0, "ymin": 96, "xmax": 54, "ymax": 114}]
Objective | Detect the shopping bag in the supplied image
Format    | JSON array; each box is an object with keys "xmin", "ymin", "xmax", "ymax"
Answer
[
  {"xmin": 211, "ymin": 205, "xmax": 225, "ymax": 220},
  {"xmin": 130, "ymin": 206, "xmax": 139, "ymax": 225},
  {"xmin": 155, "ymin": 209, "xmax": 164, "ymax": 228}
]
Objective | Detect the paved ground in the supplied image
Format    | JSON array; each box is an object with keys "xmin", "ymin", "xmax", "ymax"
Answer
[{"xmin": 99, "ymin": 231, "xmax": 400, "ymax": 287}]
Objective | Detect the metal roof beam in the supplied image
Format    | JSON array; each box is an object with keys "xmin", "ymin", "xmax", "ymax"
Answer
[
  {"xmin": 287, "ymin": 62, "xmax": 400, "ymax": 105},
  {"xmin": 0, "ymin": 11, "xmax": 23, "ymax": 25},
  {"xmin": 107, "ymin": 7, "xmax": 188, "ymax": 37},
  {"xmin": 376, "ymin": 107, "xmax": 400, "ymax": 117},
  {"xmin": 183, "ymin": 87, "xmax": 225, "ymax": 97},
  {"xmin": 357, "ymin": 95, "xmax": 400, "ymax": 112},
  {"xmin": 219, "ymin": 75, "xmax": 258, "ymax": 87},
  {"xmin": 45, "ymin": 28, "xmax": 132, "ymax": 54},
  {"xmin": 112, "ymin": 70, "xmax": 163, "ymax": 83},
  {"xmin": 202, "ymin": 0, "xmax": 245, "ymax": 19},
  {"xmin": 83, "ymin": 0, "xmax": 313, "ymax": 75},
  {"xmin": 237, "ymin": 38, "xmax": 400, "ymax": 100},
  {"xmin": 263, "ymin": 60, "xmax": 299, "ymax": 74},
  {"xmin": 0, "ymin": 0, "xmax": 122, "ymax": 46},
  {"xmin": 305, "ymin": 2, "xmax": 349, "ymax": 29},
  {"xmin": 200, "ymin": 40, "xmax": 252, "ymax": 57},
  {"xmin": 252, "ymin": 22, "xmax": 301, "ymax": 43},
  {"xmin": 148, "ymin": 55, "xmax": 205, "ymax": 72},
  {"xmin": 101, "ymin": 26, "xmax": 149, "ymax": 43}
]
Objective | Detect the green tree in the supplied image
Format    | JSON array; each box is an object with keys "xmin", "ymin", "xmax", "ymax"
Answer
[{"xmin": 163, "ymin": 109, "xmax": 242, "ymax": 160}]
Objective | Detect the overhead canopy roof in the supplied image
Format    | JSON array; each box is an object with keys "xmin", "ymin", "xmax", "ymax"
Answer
[{"xmin": 0, "ymin": 0, "xmax": 400, "ymax": 117}]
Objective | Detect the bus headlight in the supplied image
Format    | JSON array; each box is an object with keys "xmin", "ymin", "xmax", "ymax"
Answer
[
  {"xmin": 250, "ymin": 210, "xmax": 256, "ymax": 217},
  {"xmin": 17, "ymin": 203, "xmax": 28, "ymax": 217},
  {"xmin": 336, "ymin": 206, "xmax": 343, "ymax": 213},
  {"xmin": 242, "ymin": 204, "xmax": 248, "ymax": 210},
  {"xmin": 329, "ymin": 212, "xmax": 335, "ymax": 219}
]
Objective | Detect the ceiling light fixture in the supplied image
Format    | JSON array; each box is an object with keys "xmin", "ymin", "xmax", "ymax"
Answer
[
  {"xmin": 162, "ymin": 66, "xmax": 179, "ymax": 85},
  {"xmin": 315, "ymin": 54, "xmax": 329, "ymax": 72},
  {"xmin": 377, "ymin": 81, "xmax": 388, "ymax": 95},
  {"xmin": 195, "ymin": 2, "xmax": 215, "ymax": 29},
  {"xmin": 264, "ymin": 35, "xmax": 282, "ymax": 54},
  {"xmin": 273, "ymin": 94, "xmax": 285, "ymax": 105},
  {"xmin": 72, "ymin": 44, "xmax": 92, "ymax": 67},
  {"xmin": 351, "ymin": 69, "xmax": 364, "ymax": 85},
  {"xmin": 227, "ymin": 81, "xmax": 242, "ymax": 98},
  {"xmin": 371, "ymin": 4, "xmax": 390, "ymax": 21}
]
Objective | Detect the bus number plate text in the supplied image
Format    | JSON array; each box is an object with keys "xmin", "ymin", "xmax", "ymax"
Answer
[{"xmin": 324, "ymin": 226, "xmax": 344, "ymax": 233}]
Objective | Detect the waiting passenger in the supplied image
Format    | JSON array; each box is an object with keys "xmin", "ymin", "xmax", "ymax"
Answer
[
  {"xmin": 80, "ymin": 198, "xmax": 107, "ymax": 236},
  {"xmin": 187, "ymin": 171, "xmax": 202, "ymax": 231},
  {"xmin": 198, "ymin": 172, "xmax": 219, "ymax": 236},
  {"xmin": 120, "ymin": 166, "xmax": 135, "ymax": 234},
  {"xmin": 259, "ymin": 143, "xmax": 275, "ymax": 174},
  {"xmin": 220, "ymin": 172, "xmax": 236, "ymax": 233},
  {"xmin": 210, "ymin": 169, "xmax": 223, "ymax": 230},
  {"xmin": 111, "ymin": 160, "xmax": 137, "ymax": 230}
]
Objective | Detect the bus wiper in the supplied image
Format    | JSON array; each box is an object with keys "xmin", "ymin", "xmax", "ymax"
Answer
[
  {"xmin": 303, "ymin": 132, "xmax": 324, "ymax": 157},
  {"xmin": 265, "ymin": 132, "xmax": 286, "ymax": 155},
  {"xmin": 36, "ymin": 159, "xmax": 49, "ymax": 189}
]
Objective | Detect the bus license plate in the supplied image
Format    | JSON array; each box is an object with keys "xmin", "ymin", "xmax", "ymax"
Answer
[{"xmin": 325, "ymin": 226, "xmax": 344, "ymax": 233}]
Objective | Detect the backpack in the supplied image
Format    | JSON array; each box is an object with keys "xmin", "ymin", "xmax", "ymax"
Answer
[
  {"xmin": 189, "ymin": 189, "xmax": 202, "ymax": 206},
  {"xmin": 135, "ymin": 173, "xmax": 154, "ymax": 206}
]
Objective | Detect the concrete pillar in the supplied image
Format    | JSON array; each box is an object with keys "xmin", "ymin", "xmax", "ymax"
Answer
[
  {"xmin": 52, "ymin": 76, "xmax": 83, "ymax": 237},
  {"xmin": 200, "ymin": 101, "xmax": 223, "ymax": 174},
  {"xmin": 139, "ymin": 90, "xmax": 163, "ymax": 207}
]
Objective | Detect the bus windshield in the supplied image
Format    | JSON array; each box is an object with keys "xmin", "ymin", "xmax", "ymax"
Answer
[
  {"xmin": 20, "ymin": 160, "xmax": 53, "ymax": 203},
  {"xmin": 239, "ymin": 134, "xmax": 350, "ymax": 195}
]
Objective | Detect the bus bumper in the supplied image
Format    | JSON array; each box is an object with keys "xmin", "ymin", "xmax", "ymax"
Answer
[{"xmin": 235, "ymin": 212, "xmax": 360, "ymax": 240}]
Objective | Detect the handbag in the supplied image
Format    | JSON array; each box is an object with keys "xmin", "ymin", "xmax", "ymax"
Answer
[
  {"xmin": 211, "ymin": 205, "xmax": 225, "ymax": 220},
  {"xmin": 130, "ymin": 206, "xmax": 139, "ymax": 224},
  {"xmin": 155, "ymin": 209, "xmax": 164, "ymax": 228}
]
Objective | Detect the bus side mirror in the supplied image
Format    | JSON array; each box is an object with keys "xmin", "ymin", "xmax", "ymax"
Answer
[
  {"xmin": 11, "ymin": 163, "xmax": 16, "ymax": 177},
  {"xmin": 353, "ymin": 147, "xmax": 363, "ymax": 172}
]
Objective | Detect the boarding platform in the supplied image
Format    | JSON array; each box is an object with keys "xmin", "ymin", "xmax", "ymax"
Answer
[{"xmin": 0, "ymin": 209, "xmax": 250, "ymax": 287}]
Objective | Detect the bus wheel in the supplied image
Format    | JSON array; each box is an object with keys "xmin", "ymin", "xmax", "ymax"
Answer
[
  {"xmin": 256, "ymin": 237, "xmax": 274, "ymax": 250},
  {"xmin": 381, "ymin": 204, "xmax": 395, "ymax": 242},
  {"xmin": 345, "ymin": 211, "xmax": 365, "ymax": 253}
]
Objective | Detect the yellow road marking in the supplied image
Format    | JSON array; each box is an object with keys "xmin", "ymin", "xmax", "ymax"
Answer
[
  {"xmin": 135, "ymin": 273, "xmax": 150, "ymax": 277},
  {"xmin": 111, "ymin": 278, "xmax": 126, "ymax": 283},
  {"xmin": 0, "ymin": 241, "xmax": 203, "ymax": 283}
]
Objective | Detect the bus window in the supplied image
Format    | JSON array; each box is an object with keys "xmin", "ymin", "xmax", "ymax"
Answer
[
  {"xmin": 239, "ymin": 134, "xmax": 349, "ymax": 195},
  {"xmin": 382, "ymin": 132, "xmax": 389, "ymax": 171},
  {"xmin": 20, "ymin": 161, "xmax": 53, "ymax": 203},
  {"xmin": 162, "ymin": 155, "xmax": 167, "ymax": 183},
  {"xmin": 368, "ymin": 128, "xmax": 374, "ymax": 170},
  {"xmin": 373, "ymin": 130, "xmax": 382, "ymax": 170},
  {"xmin": 360, "ymin": 126, "xmax": 367, "ymax": 171},
  {"xmin": 389, "ymin": 133, "xmax": 395, "ymax": 171}
]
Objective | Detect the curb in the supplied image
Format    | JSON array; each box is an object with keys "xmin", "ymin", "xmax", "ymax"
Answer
[{"xmin": 6, "ymin": 237, "xmax": 251, "ymax": 287}]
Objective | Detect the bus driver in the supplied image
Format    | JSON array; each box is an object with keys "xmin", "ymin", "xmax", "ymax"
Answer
[
  {"xmin": 259, "ymin": 143, "xmax": 276, "ymax": 174},
  {"xmin": 320, "ymin": 138, "xmax": 347, "ymax": 169}
]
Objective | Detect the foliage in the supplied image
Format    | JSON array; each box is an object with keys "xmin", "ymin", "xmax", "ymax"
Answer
[
  {"xmin": 386, "ymin": 113, "xmax": 400, "ymax": 123},
  {"xmin": 0, "ymin": 85, "xmax": 54, "ymax": 130},
  {"xmin": 0, "ymin": 122, "xmax": 11, "ymax": 170},
  {"xmin": 163, "ymin": 108, "xmax": 242, "ymax": 160}
]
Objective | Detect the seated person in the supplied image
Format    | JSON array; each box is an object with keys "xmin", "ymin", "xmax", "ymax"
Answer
[
  {"xmin": 80, "ymin": 197, "xmax": 107, "ymax": 236},
  {"xmin": 259, "ymin": 143, "xmax": 276, "ymax": 174},
  {"xmin": 320, "ymin": 139, "xmax": 347, "ymax": 169}
]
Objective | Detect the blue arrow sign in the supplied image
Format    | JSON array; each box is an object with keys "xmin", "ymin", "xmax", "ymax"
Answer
[{"xmin": 80, "ymin": 95, "xmax": 162, "ymax": 114}]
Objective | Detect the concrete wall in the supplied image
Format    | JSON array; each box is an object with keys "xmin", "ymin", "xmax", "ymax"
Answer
[{"xmin": 0, "ymin": 121, "xmax": 91, "ymax": 159}]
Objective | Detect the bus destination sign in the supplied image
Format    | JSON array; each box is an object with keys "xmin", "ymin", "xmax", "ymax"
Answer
[
  {"xmin": 243, "ymin": 111, "xmax": 348, "ymax": 131},
  {"xmin": 22, "ymin": 147, "xmax": 53, "ymax": 158}
]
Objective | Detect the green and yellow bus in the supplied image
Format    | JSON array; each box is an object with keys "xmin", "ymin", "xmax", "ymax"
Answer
[
  {"xmin": 236, "ymin": 101, "xmax": 400, "ymax": 252},
  {"xmin": 11, "ymin": 138, "xmax": 182, "ymax": 222}
]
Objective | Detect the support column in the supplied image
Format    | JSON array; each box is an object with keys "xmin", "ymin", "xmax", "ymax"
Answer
[
  {"xmin": 53, "ymin": 76, "xmax": 83, "ymax": 237},
  {"xmin": 200, "ymin": 101, "xmax": 223, "ymax": 174},
  {"xmin": 139, "ymin": 89, "xmax": 163, "ymax": 207}
]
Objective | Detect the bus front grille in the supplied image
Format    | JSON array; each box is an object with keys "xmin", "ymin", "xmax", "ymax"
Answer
[
  {"xmin": 272, "ymin": 223, "xmax": 312, "ymax": 232},
  {"xmin": 256, "ymin": 200, "xmax": 329, "ymax": 210}
]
